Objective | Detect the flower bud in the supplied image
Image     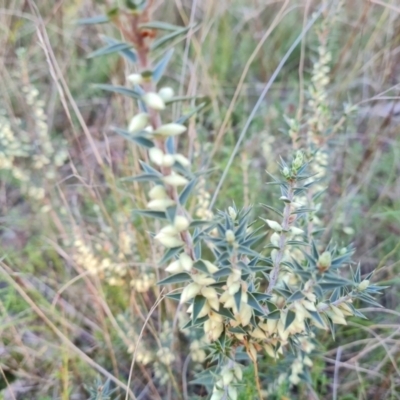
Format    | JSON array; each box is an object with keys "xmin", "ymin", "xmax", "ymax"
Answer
[
  {"xmin": 265, "ymin": 219, "xmax": 283, "ymax": 232},
  {"xmin": 155, "ymin": 123, "xmax": 187, "ymax": 137},
  {"xmin": 158, "ymin": 225, "xmax": 179, "ymax": 236},
  {"xmin": 161, "ymin": 154, "xmax": 175, "ymax": 167},
  {"xmin": 192, "ymin": 273, "xmax": 216, "ymax": 286},
  {"xmin": 180, "ymin": 283, "xmax": 201, "ymax": 303},
  {"xmin": 128, "ymin": 113, "xmax": 149, "ymax": 132},
  {"xmin": 270, "ymin": 232, "xmax": 280, "ymax": 247},
  {"xmin": 155, "ymin": 234, "xmax": 184, "ymax": 248},
  {"xmin": 201, "ymin": 287, "xmax": 218, "ymax": 299},
  {"xmin": 233, "ymin": 363, "xmax": 242, "ymax": 381},
  {"xmin": 148, "ymin": 185, "xmax": 167, "ymax": 200},
  {"xmin": 292, "ymin": 150, "xmax": 304, "ymax": 170},
  {"xmin": 225, "ymin": 229, "xmax": 235, "ymax": 243},
  {"xmin": 158, "ymin": 87, "xmax": 174, "ymax": 101},
  {"xmin": 318, "ymin": 251, "xmax": 331, "ymax": 271},
  {"xmin": 149, "ymin": 147, "xmax": 164, "ymax": 166},
  {"xmin": 127, "ymin": 73, "xmax": 143, "ymax": 85},
  {"xmin": 207, "ymin": 296, "xmax": 220, "ymax": 311},
  {"xmin": 282, "ymin": 167, "xmax": 290, "ymax": 178},
  {"xmin": 174, "ymin": 215, "xmax": 190, "ymax": 231},
  {"xmin": 228, "ymin": 386, "xmax": 238, "ymax": 400},
  {"xmin": 142, "ymin": 92, "xmax": 166, "ymax": 110},
  {"xmin": 165, "ymin": 260, "xmax": 183, "ymax": 273},
  {"xmin": 228, "ymin": 282, "xmax": 241, "ymax": 295},
  {"xmin": 203, "ymin": 260, "xmax": 219, "ymax": 274},
  {"xmin": 210, "ymin": 391, "xmax": 224, "ymax": 400},
  {"xmin": 222, "ymin": 370, "xmax": 234, "ymax": 386},
  {"xmin": 179, "ymin": 253, "xmax": 193, "ymax": 272},
  {"xmin": 290, "ymin": 226, "xmax": 304, "ymax": 236},
  {"xmin": 251, "ymin": 327, "xmax": 267, "ymax": 340},
  {"xmin": 358, "ymin": 280, "xmax": 370, "ymax": 291},
  {"xmin": 163, "ymin": 174, "xmax": 189, "ymax": 187},
  {"xmin": 239, "ymin": 303, "xmax": 252, "ymax": 326},
  {"xmin": 147, "ymin": 198, "xmax": 175, "ymax": 211},
  {"xmin": 174, "ymin": 153, "xmax": 190, "ymax": 167},
  {"xmin": 270, "ymin": 249, "xmax": 279, "ymax": 262},
  {"xmin": 228, "ymin": 206, "xmax": 237, "ymax": 220}
]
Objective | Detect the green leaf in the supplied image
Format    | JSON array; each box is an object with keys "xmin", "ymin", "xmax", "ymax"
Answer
[
  {"xmin": 213, "ymin": 307, "xmax": 234, "ymax": 320},
  {"xmin": 247, "ymin": 292, "xmax": 266, "ymax": 314},
  {"xmin": 267, "ymin": 310, "xmax": 281, "ymax": 320},
  {"xmin": 165, "ymin": 205, "xmax": 177, "ymax": 223},
  {"xmin": 291, "ymin": 207, "xmax": 315, "ymax": 215},
  {"xmin": 151, "ymin": 26, "xmax": 191, "ymax": 51},
  {"xmin": 193, "ymin": 260, "xmax": 209, "ymax": 274},
  {"xmin": 157, "ymin": 272, "xmax": 192, "ymax": 286},
  {"xmin": 273, "ymin": 287, "xmax": 292, "ymax": 299},
  {"xmin": 166, "ymin": 293, "xmax": 181, "ymax": 301},
  {"xmin": 189, "ymin": 220, "xmax": 212, "ymax": 228},
  {"xmin": 176, "ymin": 103, "xmax": 206, "ymax": 124},
  {"xmin": 122, "ymin": 173, "xmax": 161, "ymax": 183},
  {"xmin": 194, "ymin": 240, "xmax": 201, "ymax": 260},
  {"xmin": 251, "ymin": 292, "xmax": 271, "ymax": 302},
  {"xmin": 93, "ymin": 84, "xmax": 141, "ymax": 99},
  {"xmin": 308, "ymin": 310, "xmax": 325, "ymax": 327},
  {"xmin": 140, "ymin": 21, "xmax": 183, "ymax": 31},
  {"xmin": 113, "ymin": 128, "xmax": 154, "ymax": 148},
  {"xmin": 213, "ymin": 268, "xmax": 232, "ymax": 278},
  {"xmin": 286, "ymin": 240, "xmax": 309, "ymax": 247},
  {"xmin": 88, "ymin": 42, "xmax": 132, "ymax": 59},
  {"xmin": 153, "ymin": 48, "xmax": 174, "ymax": 82},
  {"xmin": 159, "ymin": 246, "xmax": 183, "ymax": 265},
  {"xmin": 228, "ymin": 326, "xmax": 247, "ymax": 334},
  {"xmin": 261, "ymin": 205, "xmax": 283, "ymax": 218},
  {"xmin": 100, "ymin": 36, "xmax": 138, "ymax": 63},
  {"xmin": 192, "ymin": 295, "xmax": 206, "ymax": 323},
  {"xmin": 76, "ymin": 15, "xmax": 109, "ymax": 25},
  {"xmin": 284, "ymin": 310, "xmax": 296, "ymax": 330},
  {"xmin": 132, "ymin": 209, "xmax": 167, "ymax": 220},
  {"xmin": 179, "ymin": 178, "xmax": 197, "ymax": 206},
  {"xmin": 287, "ymin": 290, "xmax": 305, "ymax": 302},
  {"xmin": 165, "ymin": 95, "xmax": 200, "ymax": 105},
  {"xmin": 357, "ymin": 293, "xmax": 383, "ymax": 308},
  {"xmin": 234, "ymin": 288, "xmax": 242, "ymax": 311}
]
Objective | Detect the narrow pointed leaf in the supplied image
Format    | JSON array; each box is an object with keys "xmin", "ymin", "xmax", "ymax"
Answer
[
  {"xmin": 94, "ymin": 84, "xmax": 141, "ymax": 99},
  {"xmin": 192, "ymin": 295, "xmax": 207, "ymax": 323},
  {"xmin": 153, "ymin": 48, "xmax": 174, "ymax": 82},
  {"xmin": 284, "ymin": 310, "xmax": 296, "ymax": 330},
  {"xmin": 157, "ymin": 272, "xmax": 192, "ymax": 285},
  {"xmin": 88, "ymin": 43, "xmax": 132, "ymax": 59},
  {"xmin": 76, "ymin": 15, "xmax": 109, "ymax": 25}
]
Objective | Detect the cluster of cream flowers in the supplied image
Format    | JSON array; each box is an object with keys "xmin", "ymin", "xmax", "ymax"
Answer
[
  {"xmin": 210, "ymin": 361, "xmax": 243, "ymax": 400},
  {"xmin": 195, "ymin": 177, "xmax": 214, "ymax": 220},
  {"xmin": 72, "ymin": 226, "xmax": 153, "ymax": 288},
  {"xmin": 0, "ymin": 80, "xmax": 68, "ymax": 201}
]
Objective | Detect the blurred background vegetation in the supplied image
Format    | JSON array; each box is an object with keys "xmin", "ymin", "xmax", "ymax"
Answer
[{"xmin": 1, "ymin": 0, "xmax": 400, "ymax": 399}]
